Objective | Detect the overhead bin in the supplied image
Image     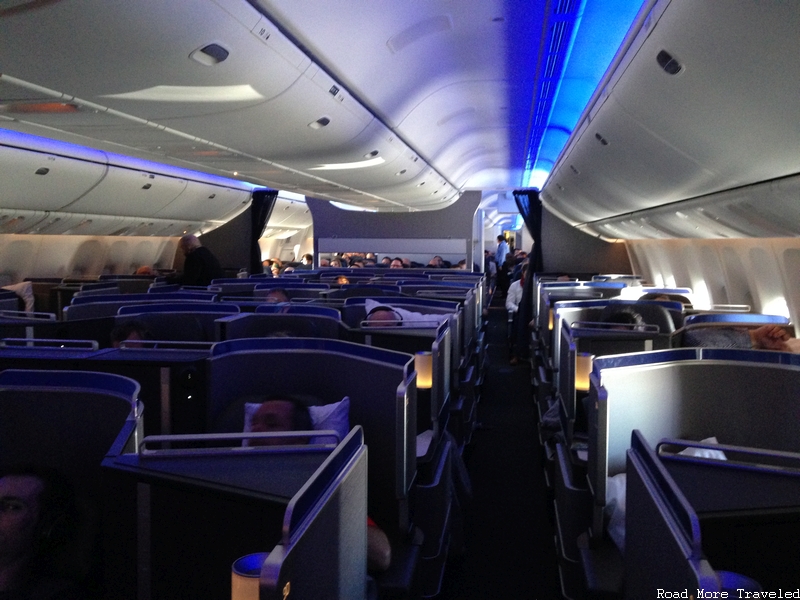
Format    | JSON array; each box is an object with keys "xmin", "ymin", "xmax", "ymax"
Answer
[
  {"xmin": 154, "ymin": 180, "xmax": 250, "ymax": 221},
  {"xmin": 65, "ymin": 168, "xmax": 187, "ymax": 216},
  {"xmin": 0, "ymin": 144, "xmax": 107, "ymax": 211}
]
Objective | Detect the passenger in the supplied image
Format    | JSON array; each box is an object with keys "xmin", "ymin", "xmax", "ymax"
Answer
[
  {"xmin": 134, "ymin": 265, "xmax": 154, "ymax": 276},
  {"xmin": 172, "ymin": 234, "xmax": 224, "ymax": 286},
  {"xmin": 684, "ymin": 323, "xmax": 798, "ymax": 351},
  {"xmin": 495, "ymin": 255, "xmax": 512, "ymax": 297},
  {"xmin": 298, "ymin": 253, "xmax": 313, "ymax": 269},
  {"xmin": 247, "ymin": 399, "xmax": 312, "ymax": 447},
  {"xmin": 602, "ymin": 307, "xmax": 645, "ymax": 330},
  {"xmin": 329, "ymin": 258, "xmax": 343, "ymax": 268},
  {"xmin": 389, "ymin": 258, "xmax": 404, "ymax": 269},
  {"xmin": 270, "ymin": 263, "xmax": 281, "ymax": 277},
  {"xmin": 365, "ymin": 305, "xmax": 403, "ymax": 326},
  {"xmin": 506, "ymin": 264, "xmax": 528, "ymax": 365},
  {"xmin": 364, "ymin": 300, "xmax": 448, "ymax": 328},
  {"xmin": 380, "ymin": 257, "xmax": 392, "ymax": 267},
  {"xmin": 263, "ymin": 288, "xmax": 290, "ymax": 304},
  {"xmin": 0, "ymin": 466, "xmax": 83, "ymax": 598},
  {"xmin": 401, "ymin": 258, "xmax": 412, "ymax": 269},
  {"xmin": 244, "ymin": 399, "xmax": 392, "ymax": 572},
  {"xmin": 319, "ymin": 258, "xmax": 330, "ymax": 268},
  {"xmin": 110, "ymin": 320, "xmax": 151, "ymax": 348},
  {"xmin": 638, "ymin": 292, "xmax": 693, "ymax": 307},
  {"xmin": 495, "ymin": 235, "xmax": 509, "ymax": 270}
]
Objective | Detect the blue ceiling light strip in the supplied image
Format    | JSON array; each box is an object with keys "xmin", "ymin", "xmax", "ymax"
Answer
[
  {"xmin": 522, "ymin": 0, "xmax": 646, "ymax": 189},
  {"xmin": 523, "ymin": 0, "xmax": 586, "ymax": 188}
]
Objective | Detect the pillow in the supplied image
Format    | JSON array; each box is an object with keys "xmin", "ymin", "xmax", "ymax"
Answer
[
  {"xmin": 243, "ymin": 396, "xmax": 350, "ymax": 446},
  {"xmin": 678, "ymin": 436, "xmax": 727, "ymax": 461},
  {"xmin": 309, "ymin": 396, "xmax": 350, "ymax": 444}
]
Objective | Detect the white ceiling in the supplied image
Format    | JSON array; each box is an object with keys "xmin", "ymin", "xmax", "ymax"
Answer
[{"xmin": 0, "ymin": 0, "xmax": 541, "ymax": 213}]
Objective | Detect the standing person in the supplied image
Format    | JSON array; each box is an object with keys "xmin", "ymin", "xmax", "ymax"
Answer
[
  {"xmin": 495, "ymin": 235, "xmax": 509, "ymax": 271},
  {"xmin": 173, "ymin": 234, "xmax": 224, "ymax": 286}
]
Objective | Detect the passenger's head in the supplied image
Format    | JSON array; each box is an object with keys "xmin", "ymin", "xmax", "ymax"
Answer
[
  {"xmin": 389, "ymin": 258, "xmax": 403, "ymax": 269},
  {"xmin": 264, "ymin": 288, "xmax": 289, "ymax": 304},
  {"xmin": 602, "ymin": 307, "xmax": 645, "ymax": 330},
  {"xmin": 270, "ymin": 264, "xmax": 281, "ymax": 277},
  {"xmin": 497, "ymin": 235, "xmax": 505, "ymax": 243},
  {"xmin": 110, "ymin": 320, "xmax": 151, "ymax": 348},
  {"xmin": 330, "ymin": 258, "xmax": 342, "ymax": 268},
  {"xmin": 319, "ymin": 258, "xmax": 330, "ymax": 268},
  {"xmin": 365, "ymin": 305, "xmax": 403, "ymax": 327},
  {"xmin": 179, "ymin": 234, "xmax": 201, "ymax": 256},
  {"xmin": 638, "ymin": 292, "xmax": 693, "ymax": 308},
  {"xmin": 134, "ymin": 266, "xmax": 154, "ymax": 276},
  {"xmin": 381, "ymin": 257, "xmax": 392, "ymax": 266},
  {"xmin": 301, "ymin": 253, "xmax": 313, "ymax": 265},
  {"xmin": 249, "ymin": 399, "xmax": 312, "ymax": 446},
  {"xmin": 0, "ymin": 466, "xmax": 78, "ymax": 570}
]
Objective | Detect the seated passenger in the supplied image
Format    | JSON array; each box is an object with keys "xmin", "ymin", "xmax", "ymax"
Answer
[
  {"xmin": 364, "ymin": 299, "xmax": 449, "ymax": 328},
  {"xmin": 263, "ymin": 288, "xmax": 290, "ymax": 304},
  {"xmin": 243, "ymin": 398, "xmax": 392, "ymax": 572},
  {"xmin": 683, "ymin": 323, "xmax": 798, "ymax": 351},
  {"xmin": 389, "ymin": 258, "xmax": 404, "ymax": 269},
  {"xmin": 109, "ymin": 320, "xmax": 151, "ymax": 348},
  {"xmin": 0, "ymin": 466, "xmax": 84, "ymax": 598},
  {"xmin": 365, "ymin": 305, "xmax": 403, "ymax": 327},
  {"xmin": 638, "ymin": 292, "xmax": 693, "ymax": 307},
  {"xmin": 602, "ymin": 307, "xmax": 645, "ymax": 330},
  {"xmin": 247, "ymin": 399, "xmax": 312, "ymax": 447}
]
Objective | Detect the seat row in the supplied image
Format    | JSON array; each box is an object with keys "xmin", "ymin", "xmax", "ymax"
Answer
[{"xmin": 526, "ymin": 273, "xmax": 800, "ymax": 598}]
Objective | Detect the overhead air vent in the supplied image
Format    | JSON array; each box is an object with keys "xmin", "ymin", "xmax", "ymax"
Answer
[
  {"xmin": 595, "ymin": 133, "xmax": 609, "ymax": 146},
  {"xmin": 364, "ymin": 150, "xmax": 379, "ymax": 158},
  {"xmin": 190, "ymin": 43, "xmax": 230, "ymax": 66},
  {"xmin": 35, "ymin": 167, "xmax": 49, "ymax": 175},
  {"xmin": 656, "ymin": 50, "xmax": 682, "ymax": 75}
]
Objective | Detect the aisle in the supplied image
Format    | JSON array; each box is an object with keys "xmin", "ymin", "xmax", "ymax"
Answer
[{"xmin": 438, "ymin": 301, "xmax": 560, "ymax": 599}]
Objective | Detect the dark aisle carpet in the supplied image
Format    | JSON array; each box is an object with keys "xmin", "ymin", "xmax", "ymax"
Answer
[{"xmin": 438, "ymin": 301, "xmax": 561, "ymax": 599}]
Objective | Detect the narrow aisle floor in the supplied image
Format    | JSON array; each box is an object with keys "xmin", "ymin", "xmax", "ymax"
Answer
[{"xmin": 439, "ymin": 302, "xmax": 560, "ymax": 599}]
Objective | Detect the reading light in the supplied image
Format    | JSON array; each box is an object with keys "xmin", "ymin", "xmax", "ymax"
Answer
[
  {"xmin": 308, "ymin": 117, "xmax": 331, "ymax": 129},
  {"xmin": 575, "ymin": 353, "xmax": 594, "ymax": 392},
  {"xmin": 548, "ymin": 309, "xmax": 554, "ymax": 331},
  {"xmin": 657, "ymin": 50, "xmax": 683, "ymax": 75},
  {"xmin": 231, "ymin": 553, "xmax": 268, "ymax": 600},
  {"xmin": 415, "ymin": 351, "xmax": 433, "ymax": 390}
]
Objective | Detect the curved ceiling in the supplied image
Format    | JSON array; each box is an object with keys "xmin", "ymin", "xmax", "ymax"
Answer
[
  {"xmin": 0, "ymin": 0, "xmax": 641, "ymax": 219},
  {"xmin": 5, "ymin": 0, "xmax": 791, "ymax": 240}
]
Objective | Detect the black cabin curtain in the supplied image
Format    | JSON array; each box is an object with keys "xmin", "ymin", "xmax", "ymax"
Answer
[
  {"xmin": 512, "ymin": 189, "xmax": 543, "ymax": 359},
  {"xmin": 250, "ymin": 189, "xmax": 278, "ymax": 275},
  {"xmin": 513, "ymin": 189, "xmax": 544, "ymax": 273}
]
